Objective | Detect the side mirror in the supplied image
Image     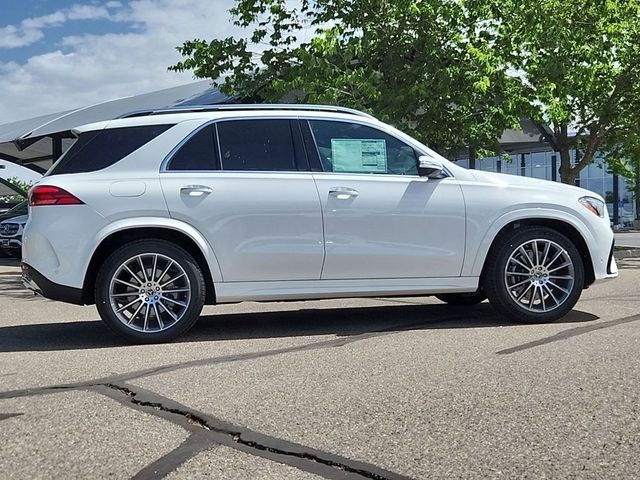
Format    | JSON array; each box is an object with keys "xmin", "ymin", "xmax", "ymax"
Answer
[{"xmin": 417, "ymin": 156, "xmax": 445, "ymax": 178}]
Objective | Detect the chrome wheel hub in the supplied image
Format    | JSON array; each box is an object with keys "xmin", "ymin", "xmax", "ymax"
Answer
[
  {"xmin": 504, "ymin": 239, "xmax": 575, "ymax": 313},
  {"xmin": 109, "ymin": 253, "xmax": 191, "ymax": 333}
]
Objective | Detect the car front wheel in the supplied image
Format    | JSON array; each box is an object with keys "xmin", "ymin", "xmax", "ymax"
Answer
[
  {"xmin": 484, "ymin": 227, "xmax": 585, "ymax": 323},
  {"xmin": 95, "ymin": 240, "xmax": 206, "ymax": 343}
]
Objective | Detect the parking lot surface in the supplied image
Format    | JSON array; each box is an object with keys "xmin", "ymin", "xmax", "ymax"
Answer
[
  {"xmin": 1, "ymin": 257, "xmax": 639, "ymax": 479},
  {"xmin": 615, "ymin": 231, "xmax": 640, "ymax": 248}
]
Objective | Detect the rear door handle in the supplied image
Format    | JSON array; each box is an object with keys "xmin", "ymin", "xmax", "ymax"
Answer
[
  {"xmin": 180, "ymin": 185, "xmax": 213, "ymax": 197},
  {"xmin": 328, "ymin": 187, "xmax": 359, "ymax": 199}
]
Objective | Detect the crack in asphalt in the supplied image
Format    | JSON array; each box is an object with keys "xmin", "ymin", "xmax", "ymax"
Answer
[
  {"xmin": 130, "ymin": 432, "xmax": 212, "ymax": 480},
  {"xmin": 99, "ymin": 383, "xmax": 414, "ymax": 480},
  {"xmin": 2, "ymin": 305, "xmax": 625, "ymax": 478},
  {"xmin": 0, "ymin": 319, "xmax": 455, "ymax": 479},
  {"xmin": 496, "ymin": 312, "xmax": 640, "ymax": 355},
  {"xmin": 0, "ymin": 310, "xmax": 478, "ymax": 401},
  {"xmin": 0, "ymin": 413, "xmax": 23, "ymax": 422}
]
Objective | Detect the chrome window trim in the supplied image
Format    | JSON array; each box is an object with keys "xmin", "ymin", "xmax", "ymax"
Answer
[{"xmin": 159, "ymin": 113, "xmax": 453, "ymax": 178}]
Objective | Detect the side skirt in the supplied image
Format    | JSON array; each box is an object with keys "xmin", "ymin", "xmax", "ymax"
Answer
[{"xmin": 215, "ymin": 277, "xmax": 479, "ymax": 303}]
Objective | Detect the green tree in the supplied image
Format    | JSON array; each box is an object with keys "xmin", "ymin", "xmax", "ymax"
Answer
[
  {"xmin": 170, "ymin": 0, "xmax": 523, "ymax": 157},
  {"xmin": 171, "ymin": 0, "xmax": 640, "ymax": 185},
  {"xmin": 494, "ymin": 0, "xmax": 640, "ymax": 184}
]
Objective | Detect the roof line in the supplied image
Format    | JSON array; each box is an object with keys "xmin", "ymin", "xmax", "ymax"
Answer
[{"xmin": 118, "ymin": 104, "xmax": 376, "ymax": 120}]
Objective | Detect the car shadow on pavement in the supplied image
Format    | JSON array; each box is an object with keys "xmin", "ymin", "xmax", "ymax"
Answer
[{"xmin": 0, "ymin": 302, "xmax": 598, "ymax": 353}]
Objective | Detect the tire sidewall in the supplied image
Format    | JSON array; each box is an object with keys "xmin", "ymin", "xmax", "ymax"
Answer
[{"xmin": 95, "ymin": 240, "xmax": 205, "ymax": 343}]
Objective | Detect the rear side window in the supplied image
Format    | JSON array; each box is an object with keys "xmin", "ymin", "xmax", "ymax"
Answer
[
  {"xmin": 166, "ymin": 125, "xmax": 220, "ymax": 171},
  {"xmin": 217, "ymin": 120, "xmax": 297, "ymax": 171},
  {"xmin": 49, "ymin": 124, "xmax": 173, "ymax": 175}
]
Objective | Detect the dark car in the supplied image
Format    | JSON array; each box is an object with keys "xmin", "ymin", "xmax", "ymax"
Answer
[{"xmin": 0, "ymin": 201, "xmax": 28, "ymax": 258}]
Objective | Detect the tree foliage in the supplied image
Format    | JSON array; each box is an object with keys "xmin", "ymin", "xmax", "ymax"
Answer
[
  {"xmin": 171, "ymin": 0, "xmax": 640, "ymax": 184},
  {"xmin": 170, "ymin": 0, "xmax": 523, "ymax": 156},
  {"xmin": 494, "ymin": 0, "xmax": 640, "ymax": 184}
]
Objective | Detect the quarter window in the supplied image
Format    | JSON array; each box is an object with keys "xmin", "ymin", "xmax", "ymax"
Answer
[
  {"xmin": 308, "ymin": 120, "xmax": 418, "ymax": 175},
  {"xmin": 167, "ymin": 125, "xmax": 220, "ymax": 171},
  {"xmin": 50, "ymin": 124, "xmax": 173, "ymax": 175},
  {"xmin": 217, "ymin": 120, "xmax": 297, "ymax": 171}
]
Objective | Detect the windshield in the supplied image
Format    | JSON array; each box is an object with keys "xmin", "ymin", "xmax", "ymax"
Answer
[{"xmin": 3, "ymin": 200, "xmax": 28, "ymax": 216}]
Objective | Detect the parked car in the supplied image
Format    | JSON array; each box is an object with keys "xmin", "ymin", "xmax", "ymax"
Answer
[
  {"xmin": 0, "ymin": 200, "xmax": 28, "ymax": 258},
  {"xmin": 21, "ymin": 105, "xmax": 617, "ymax": 343}
]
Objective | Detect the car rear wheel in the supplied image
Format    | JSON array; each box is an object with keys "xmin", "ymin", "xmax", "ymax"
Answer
[
  {"xmin": 484, "ymin": 227, "xmax": 584, "ymax": 323},
  {"xmin": 95, "ymin": 240, "xmax": 205, "ymax": 343},
  {"xmin": 436, "ymin": 291, "xmax": 486, "ymax": 306}
]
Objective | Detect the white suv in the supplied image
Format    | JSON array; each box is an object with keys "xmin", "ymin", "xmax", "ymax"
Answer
[{"xmin": 21, "ymin": 105, "xmax": 617, "ymax": 343}]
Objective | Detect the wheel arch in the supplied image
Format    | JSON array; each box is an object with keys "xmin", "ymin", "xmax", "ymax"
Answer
[
  {"xmin": 82, "ymin": 223, "xmax": 220, "ymax": 305},
  {"xmin": 478, "ymin": 218, "xmax": 596, "ymax": 288}
]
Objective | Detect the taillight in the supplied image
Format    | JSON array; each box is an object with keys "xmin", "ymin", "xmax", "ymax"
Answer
[{"xmin": 29, "ymin": 186, "xmax": 84, "ymax": 206}]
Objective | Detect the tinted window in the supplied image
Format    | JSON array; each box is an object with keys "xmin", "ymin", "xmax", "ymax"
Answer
[
  {"xmin": 167, "ymin": 125, "xmax": 220, "ymax": 171},
  {"xmin": 217, "ymin": 120, "xmax": 297, "ymax": 171},
  {"xmin": 309, "ymin": 120, "xmax": 418, "ymax": 175},
  {"xmin": 50, "ymin": 124, "xmax": 173, "ymax": 175}
]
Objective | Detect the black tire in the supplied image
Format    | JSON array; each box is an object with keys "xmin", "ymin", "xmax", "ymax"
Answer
[
  {"xmin": 95, "ymin": 239, "xmax": 206, "ymax": 343},
  {"xmin": 436, "ymin": 291, "xmax": 486, "ymax": 306},
  {"xmin": 484, "ymin": 227, "xmax": 584, "ymax": 323}
]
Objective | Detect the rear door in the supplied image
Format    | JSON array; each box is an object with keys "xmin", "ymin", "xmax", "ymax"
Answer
[
  {"xmin": 304, "ymin": 118, "xmax": 466, "ymax": 280},
  {"xmin": 160, "ymin": 118, "xmax": 324, "ymax": 282}
]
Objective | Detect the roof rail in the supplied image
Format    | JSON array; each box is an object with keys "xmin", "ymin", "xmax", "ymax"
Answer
[{"xmin": 118, "ymin": 104, "xmax": 376, "ymax": 120}]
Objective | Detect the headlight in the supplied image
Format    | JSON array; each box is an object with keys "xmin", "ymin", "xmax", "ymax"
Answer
[{"xmin": 579, "ymin": 196, "xmax": 605, "ymax": 218}]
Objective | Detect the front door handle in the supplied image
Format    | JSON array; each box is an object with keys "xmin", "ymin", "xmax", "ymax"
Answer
[
  {"xmin": 180, "ymin": 185, "xmax": 213, "ymax": 197},
  {"xmin": 328, "ymin": 187, "xmax": 359, "ymax": 199}
]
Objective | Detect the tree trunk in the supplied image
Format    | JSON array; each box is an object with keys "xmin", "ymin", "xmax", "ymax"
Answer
[
  {"xmin": 468, "ymin": 144, "xmax": 476, "ymax": 169},
  {"xmin": 558, "ymin": 143, "xmax": 575, "ymax": 185}
]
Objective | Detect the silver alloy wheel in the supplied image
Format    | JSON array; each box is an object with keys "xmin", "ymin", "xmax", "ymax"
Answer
[
  {"xmin": 504, "ymin": 239, "xmax": 575, "ymax": 313},
  {"xmin": 108, "ymin": 253, "xmax": 191, "ymax": 333}
]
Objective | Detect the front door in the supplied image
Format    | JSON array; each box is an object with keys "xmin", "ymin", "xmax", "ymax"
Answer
[
  {"xmin": 305, "ymin": 119, "xmax": 466, "ymax": 280},
  {"xmin": 160, "ymin": 119, "xmax": 324, "ymax": 282}
]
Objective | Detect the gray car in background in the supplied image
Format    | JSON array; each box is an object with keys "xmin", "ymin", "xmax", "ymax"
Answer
[{"xmin": 0, "ymin": 199, "xmax": 28, "ymax": 259}]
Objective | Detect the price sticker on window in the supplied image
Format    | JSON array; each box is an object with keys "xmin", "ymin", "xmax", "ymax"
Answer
[{"xmin": 331, "ymin": 139, "xmax": 387, "ymax": 173}]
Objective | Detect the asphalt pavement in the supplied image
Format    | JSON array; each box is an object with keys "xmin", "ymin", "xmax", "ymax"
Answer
[{"xmin": 1, "ymin": 257, "xmax": 639, "ymax": 479}]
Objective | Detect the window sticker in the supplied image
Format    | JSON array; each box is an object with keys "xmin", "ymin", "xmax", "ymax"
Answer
[{"xmin": 331, "ymin": 139, "xmax": 387, "ymax": 173}]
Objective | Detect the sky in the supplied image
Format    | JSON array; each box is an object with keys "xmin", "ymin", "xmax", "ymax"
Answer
[{"xmin": 0, "ymin": 0, "xmax": 244, "ymax": 124}]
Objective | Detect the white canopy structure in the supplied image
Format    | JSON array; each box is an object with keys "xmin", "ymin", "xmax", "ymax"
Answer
[{"xmin": 0, "ymin": 81, "xmax": 229, "ymax": 173}]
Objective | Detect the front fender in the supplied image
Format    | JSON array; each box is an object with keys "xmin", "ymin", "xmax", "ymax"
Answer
[{"xmin": 465, "ymin": 208, "xmax": 596, "ymax": 277}]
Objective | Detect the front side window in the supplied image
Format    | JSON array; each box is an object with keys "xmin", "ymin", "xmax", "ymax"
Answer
[
  {"xmin": 167, "ymin": 124, "xmax": 220, "ymax": 171},
  {"xmin": 217, "ymin": 119, "xmax": 297, "ymax": 171},
  {"xmin": 308, "ymin": 120, "xmax": 418, "ymax": 175},
  {"xmin": 50, "ymin": 124, "xmax": 173, "ymax": 175}
]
